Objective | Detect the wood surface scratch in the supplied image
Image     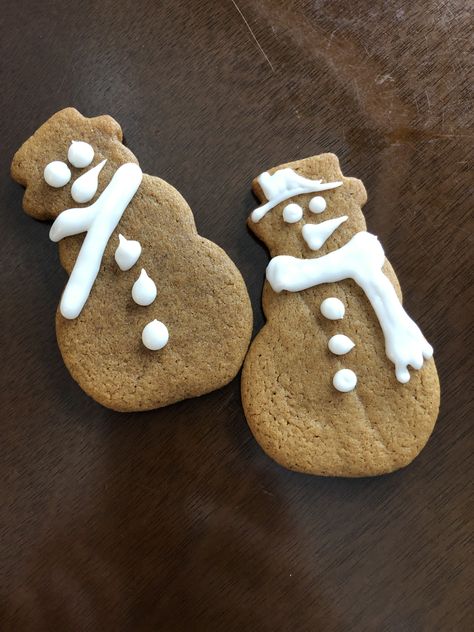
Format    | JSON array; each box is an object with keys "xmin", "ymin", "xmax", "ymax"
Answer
[{"xmin": 229, "ymin": 0, "xmax": 275, "ymax": 72}]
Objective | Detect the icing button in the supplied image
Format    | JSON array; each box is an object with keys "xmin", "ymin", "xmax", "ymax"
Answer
[
  {"xmin": 333, "ymin": 368, "xmax": 357, "ymax": 392},
  {"xmin": 142, "ymin": 319, "xmax": 169, "ymax": 350},
  {"xmin": 328, "ymin": 334, "xmax": 355, "ymax": 355},
  {"xmin": 320, "ymin": 297, "xmax": 345, "ymax": 320},
  {"xmin": 115, "ymin": 234, "xmax": 142, "ymax": 271},
  {"xmin": 132, "ymin": 269, "xmax": 157, "ymax": 306}
]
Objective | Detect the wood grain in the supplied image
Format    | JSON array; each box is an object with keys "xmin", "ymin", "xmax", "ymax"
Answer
[{"xmin": 0, "ymin": 0, "xmax": 472, "ymax": 629}]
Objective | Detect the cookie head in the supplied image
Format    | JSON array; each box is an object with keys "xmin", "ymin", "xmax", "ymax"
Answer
[
  {"xmin": 11, "ymin": 107, "xmax": 133, "ymax": 221},
  {"xmin": 247, "ymin": 153, "xmax": 368, "ymax": 258}
]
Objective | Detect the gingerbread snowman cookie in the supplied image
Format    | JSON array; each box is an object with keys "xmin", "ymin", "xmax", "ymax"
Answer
[
  {"xmin": 242, "ymin": 154, "xmax": 440, "ymax": 477},
  {"xmin": 12, "ymin": 108, "xmax": 252, "ymax": 411}
]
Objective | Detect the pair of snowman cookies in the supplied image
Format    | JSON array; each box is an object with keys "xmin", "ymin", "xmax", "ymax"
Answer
[{"xmin": 11, "ymin": 108, "xmax": 440, "ymax": 477}]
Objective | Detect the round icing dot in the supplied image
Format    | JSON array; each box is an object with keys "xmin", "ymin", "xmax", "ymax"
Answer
[
  {"xmin": 333, "ymin": 368, "xmax": 357, "ymax": 392},
  {"xmin": 68, "ymin": 140, "xmax": 94, "ymax": 168},
  {"xmin": 132, "ymin": 269, "xmax": 157, "ymax": 306},
  {"xmin": 142, "ymin": 319, "xmax": 169, "ymax": 350},
  {"xmin": 328, "ymin": 334, "xmax": 355, "ymax": 355},
  {"xmin": 44, "ymin": 161, "xmax": 71, "ymax": 188},
  {"xmin": 282, "ymin": 203, "xmax": 303, "ymax": 223},
  {"xmin": 71, "ymin": 159, "xmax": 106, "ymax": 203},
  {"xmin": 309, "ymin": 196, "xmax": 327, "ymax": 214},
  {"xmin": 115, "ymin": 234, "xmax": 142, "ymax": 271},
  {"xmin": 320, "ymin": 297, "xmax": 345, "ymax": 320}
]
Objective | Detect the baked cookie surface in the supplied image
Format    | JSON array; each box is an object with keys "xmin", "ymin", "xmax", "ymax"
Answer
[
  {"xmin": 12, "ymin": 108, "xmax": 252, "ymax": 411},
  {"xmin": 242, "ymin": 154, "xmax": 440, "ymax": 477}
]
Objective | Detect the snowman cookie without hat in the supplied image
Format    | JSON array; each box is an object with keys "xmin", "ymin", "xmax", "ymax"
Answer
[{"xmin": 11, "ymin": 108, "xmax": 252, "ymax": 412}]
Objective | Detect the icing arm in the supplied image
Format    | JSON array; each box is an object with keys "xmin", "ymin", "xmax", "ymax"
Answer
[
  {"xmin": 49, "ymin": 206, "xmax": 97, "ymax": 241},
  {"xmin": 60, "ymin": 226, "xmax": 105, "ymax": 319},
  {"xmin": 266, "ymin": 240, "xmax": 357, "ymax": 292},
  {"xmin": 266, "ymin": 231, "xmax": 433, "ymax": 382},
  {"xmin": 364, "ymin": 271, "xmax": 433, "ymax": 383},
  {"xmin": 54, "ymin": 163, "xmax": 143, "ymax": 319}
]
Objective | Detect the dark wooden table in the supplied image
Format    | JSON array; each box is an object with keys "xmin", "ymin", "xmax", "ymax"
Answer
[{"xmin": 1, "ymin": 1, "xmax": 472, "ymax": 630}]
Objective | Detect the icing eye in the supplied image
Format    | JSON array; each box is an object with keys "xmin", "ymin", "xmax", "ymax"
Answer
[
  {"xmin": 282, "ymin": 203, "xmax": 303, "ymax": 223},
  {"xmin": 309, "ymin": 196, "xmax": 327, "ymax": 214},
  {"xmin": 68, "ymin": 140, "xmax": 94, "ymax": 168},
  {"xmin": 71, "ymin": 160, "xmax": 106, "ymax": 203},
  {"xmin": 44, "ymin": 161, "xmax": 71, "ymax": 187}
]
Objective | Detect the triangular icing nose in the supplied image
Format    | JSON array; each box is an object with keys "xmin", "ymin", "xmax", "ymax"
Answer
[{"xmin": 71, "ymin": 159, "xmax": 107, "ymax": 203}]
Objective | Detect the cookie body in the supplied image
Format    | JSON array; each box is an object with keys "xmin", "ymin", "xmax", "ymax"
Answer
[
  {"xmin": 242, "ymin": 154, "xmax": 440, "ymax": 477},
  {"xmin": 12, "ymin": 108, "xmax": 252, "ymax": 411}
]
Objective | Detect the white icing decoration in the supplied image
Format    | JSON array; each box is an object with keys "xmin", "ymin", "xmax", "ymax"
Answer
[
  {"xmin": 115, "ymin": 234, "xmax": 141, "ymax": 271},
  {"xmin": 44, "ymin": 161, "xmax": 71, "ymax": 188},
  {"xmin": 142, "ymin": 319, "xmax": 169, "ymax": 350},
  {"xmin": 328, "ymin": 334, "xmax": 355, "ymax": 355},
  {"xmin": 266, "ymin": 231, "xmax": 433, "ymax": 383},
  {"xmin": 333, "ymin": 369, "xmax": 357, "ymax": 392},
  {"xmin": 50, "ymin": 163, "xmax": 143, "ymax": 319},
  {"xmin": 320, "ymin": 297, "xmax": 345, "ymax": 320},
  {"xmin": 282, "ymin": 203, "xmax": 303, "ymax": 223},
  {"xmin": 302, "ymin": 216, "xmax": 348, "ymax": 250},
  {"xmin": 132, "ymin": 269, "xmax": 157, "ymax": 306},
  {"xmin": 251, "ymin": 168, "xmax": 342, "ymax": 222},
  {"xmin": 71, "ymin": 159, "xmax": 106, "ymax": 203},
  {"xmin": 309, "ymin": 196, "xmax": 327, "ymax": 214},
  {"xmin": 68, "ymin": 141, "xmax": 94, "ymax": 168}
]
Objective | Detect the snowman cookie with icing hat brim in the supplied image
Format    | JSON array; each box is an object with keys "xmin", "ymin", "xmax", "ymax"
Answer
[
  {"xmin": 242, "ymin": 154, "xmax": 440, "ymax": 477},
  {"xmin": 12, "ymin": 108, "xmax": 253, "ymax": 411}
]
